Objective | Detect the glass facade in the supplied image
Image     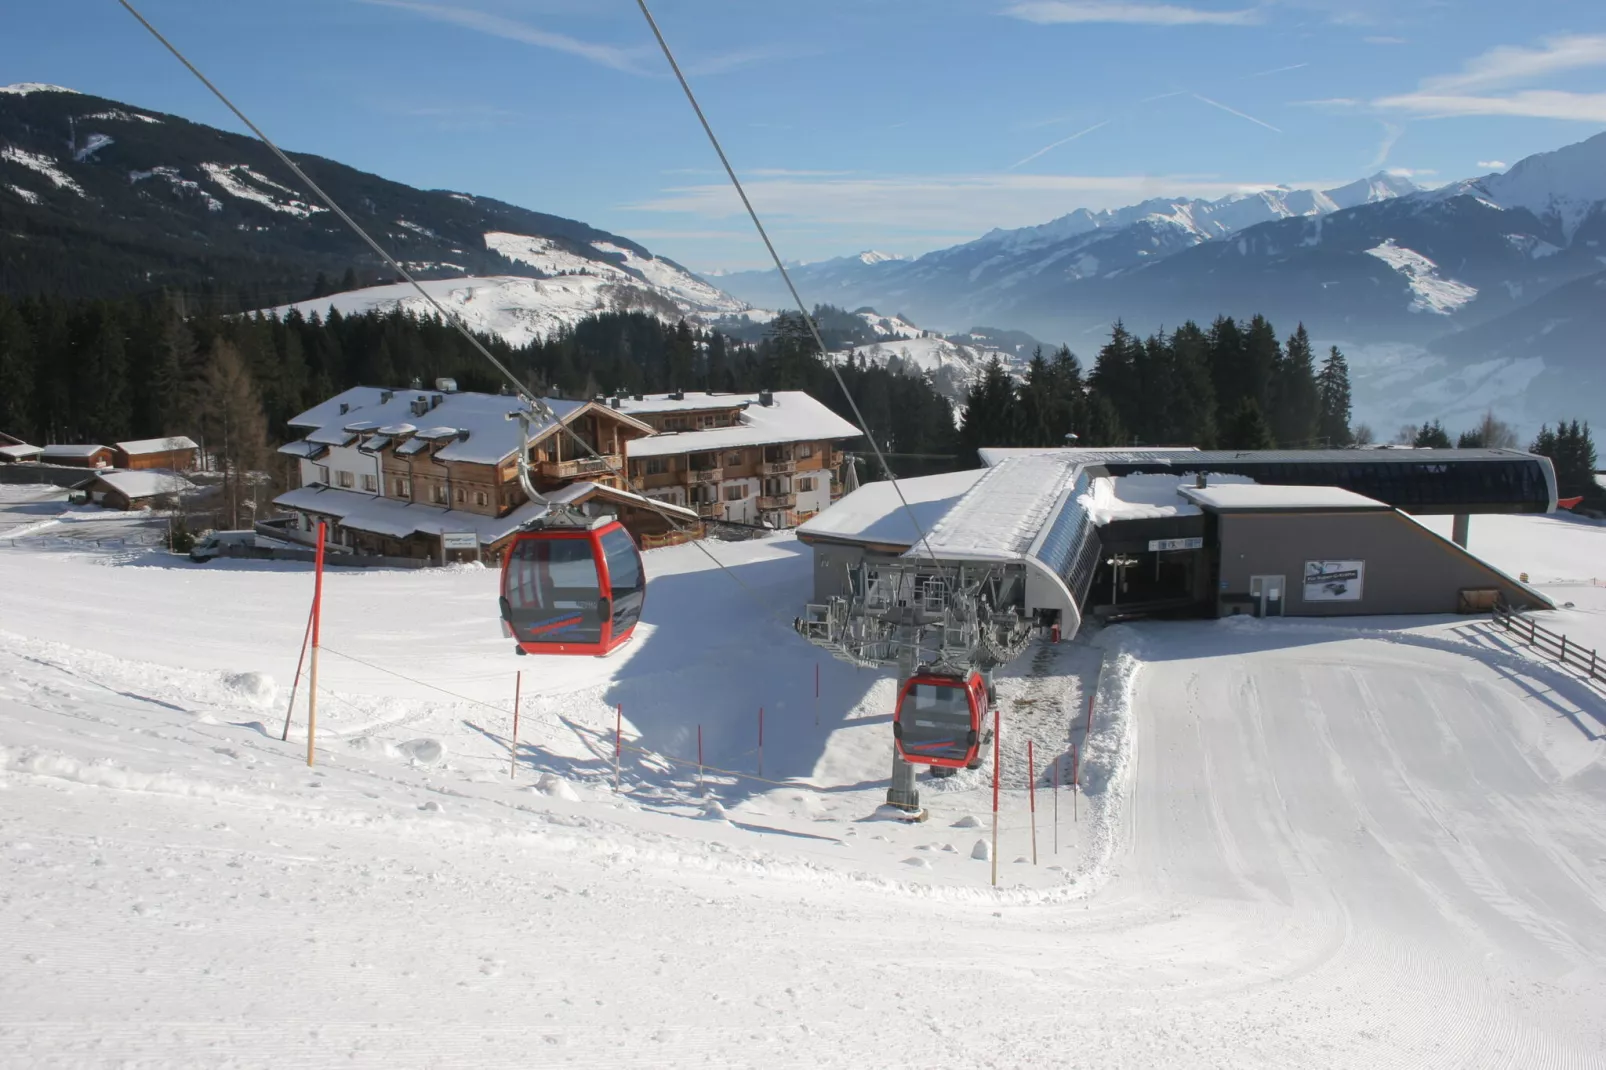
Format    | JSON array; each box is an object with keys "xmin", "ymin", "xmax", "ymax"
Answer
[{"xmin": 1030, "ymin": 471, "xmax": 1104, "ymax": 604}]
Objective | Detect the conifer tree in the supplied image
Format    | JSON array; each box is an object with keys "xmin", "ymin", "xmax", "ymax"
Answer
[
  {"xmin": 1316, "ymin": 345, "xmax": 1353, "ymax": 446},
  {"xmin": 1221, "ymin": 397, "xmax": 1275, "ymax": 450},
  {"xmin": 1169, "ymin": 321, "xmax": 1217, "ymax": 447},
  {"xmin": 0, "ymin": 298, "xmax": 36, "ymax": 442},
  {"xmin": 1414, "ymin": 420, "xmax": 1452, "ymax": 448},
  {"xmin": 958, "ymin": 357, "xmax": 1021, "ymax": 463},
  {"xmin": 1270, "ymin": 324, "xmax": 1319, "ymax": 447}
]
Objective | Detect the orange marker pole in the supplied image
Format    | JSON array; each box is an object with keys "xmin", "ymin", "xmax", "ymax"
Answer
[
  {"xmin": 306, "ymin": 521, "xmax": 326, "ymax": 767},
  {"xmin": 1028, "ymin": 739, "xmax": 1038, "ymax": 866},
  {"xmin": 990, "ymin": 706, "xmax": 1001, "ymax": 888},
  {"xmin": 509, "ymin": 670, "xmax": 522, "ymax": 779},
  {"xmin": 613, "ymin": 703, "xmax": 622, "ymax": 792}
]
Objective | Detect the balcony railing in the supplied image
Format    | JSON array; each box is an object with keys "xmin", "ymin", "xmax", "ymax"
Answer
[
  {"xmin": 761, "ymin": 459, "xmax": 796, "ymax": 476},
  {"xmin": 757, "ymin": 492, "xmax": 796, "ymax": 511},
  {"xmin": 694, "ymin": 500, "xmax": 723, "ymax": 518},
  {"xmin": 540, "ymin": 454, "xmax": 622, "ymax": 480},
  {"xmin": 827, "ymin": 452, "xmax": 845, "ymax": 469},
  {"xmin": 688, "ymin": 466, "xmax": 722, "ymax": 485}
]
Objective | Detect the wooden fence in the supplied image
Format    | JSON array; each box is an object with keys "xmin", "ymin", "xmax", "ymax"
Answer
[{"xmin": 1492, "ymin": 602, "xmax": 1606, "ymax": 685}]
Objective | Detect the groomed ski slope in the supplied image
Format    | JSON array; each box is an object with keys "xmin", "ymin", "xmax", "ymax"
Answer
[{"xmin": 2, "ymin": 489, "xmax": 1605, "ymax": 1068}]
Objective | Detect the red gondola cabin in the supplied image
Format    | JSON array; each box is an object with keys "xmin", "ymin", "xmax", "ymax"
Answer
[
  {"xmin": 892, "ymin": 669, "xmax": 990, "ymax": 770},
  {"xmin": 500, "ymin": 519, "xmax": 645, "ymax": 657}
]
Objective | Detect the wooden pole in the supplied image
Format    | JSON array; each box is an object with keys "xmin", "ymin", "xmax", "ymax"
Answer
[
  {"xmin": 1028, "ymin": 738, "xmax": 1037, "ymax": 866},
  {"xmin": 306, "ymin": 521, "xmax": 326, "ymax": 767},
  {"xmin": 509, "ymin": 670, "xmax": 522, "ymax": 779},
  {"xmin": 613, "ymin": 703, "xmax": 622, "ymax": 792},
  {"xmin": 279, "ymin": 601, "xmax": 315, "ymax": 742},
  {"xmin": 990, "ymin": 706, "xmax": 1000, "ymax": 888}
]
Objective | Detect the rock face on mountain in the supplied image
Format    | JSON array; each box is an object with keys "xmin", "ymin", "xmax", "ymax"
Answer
[{"xmin": 0, "ymin": 83, "xmax": 746, "ymax": 325}]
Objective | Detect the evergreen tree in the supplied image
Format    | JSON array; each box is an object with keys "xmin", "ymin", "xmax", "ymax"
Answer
[
  {"xmin": 1083, "ymin": 393, "xmax": 1125, "ymax": 447},
  {"xmin": 200, "ymin": 340, "xmax": 271, "ymax": 526},
  {"xmin": 1168, "ymin": 321, "xmax": 1217, "ymax": 448},
  {"xmin": 1089, "ymin": 322, "xmax": 1141, "ymax": 434},
  {"xmin": 0, "ymin": 298, "xmax": 36, "ymax": 442},
  {"xmin": 1456, "ymin": 428, "xmax": 1483, "ymax": 448},
  {"xmin": 1269, "ymin": 323, "xmax": 1319, "ymax": 447},
  {"xmin": 1535, "ymin": 420, "xmax": 1599, "ymax": 499},
  {"xmin": 1414, "ymin": 420, "xmax": 1452, "ymax": 448},
  {"xmin": 1243, "ymin": 314, "xmax": 1281, "ymax": 413},
  {"xmin": 958, "ymin": 357, "xmax": 1021, "ymax": 463},
  {"xmin": 1220, "ymin": 397, "xmax": 1275, "ymax": 450},
  {"xmin": 1206, "ymin": 316, "xmax": 1248, "ymax": 427},
  {"xmin": 1315, "ymin": 345, "xmax": 1353, "ymax": 446}
]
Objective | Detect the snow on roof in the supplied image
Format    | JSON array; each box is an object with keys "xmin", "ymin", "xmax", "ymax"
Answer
[
  {"xmin": 1179, "ymin": 484, "xmax": 1388, "ymax": 512},
  {"xmin": 613, "ymin": 392, "xmax": 753, "ymax": 414},
  {"xmin": 40, "ymin": 444, "xmax": 108, "ymax": 458},
  {"xmin": 287, "ymin": 387, "xmax": 608, "ymax": 466},
  {"xmin": 978, "ymin": 446, "xmax": 1198, "ymax": 466},
  {"xmin": 1077, "ymin": 473, "xmax": 1257, "ymax": 526},
  {"xmin": 277, "ymin": 441, "xmax": 327, "ymax": 459},
  {"xmin": 909, "ymin": 454, "xmax": 1085, "ymax": 563},
  {"xmin": 0, "ymin": 444, "xmax": 43, "ymax": 459},
  {"xmin": 115, "ymin": 436, "xmax": 198, "ymax": 455},
  {"xmin": 797, "ymin": 470, "xmax": 985, "ymax": 547},
  {"xmin": 91, "ymin": 470, "xmax": 195, "ymax": 499},
  {"xmin": 274, "ymin": 482, "xmax": 695, "ymax": 544},
  {"xmin": 623, "ymin": 392, "xmax": 860, "ymax": 459}
]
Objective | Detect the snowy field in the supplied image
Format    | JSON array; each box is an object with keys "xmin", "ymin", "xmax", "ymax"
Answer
[{"xmin": 3, "ymin": 487, "xmax": 1606, "ymax": 1067}]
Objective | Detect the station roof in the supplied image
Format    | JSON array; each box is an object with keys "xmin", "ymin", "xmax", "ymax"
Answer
[
  {"xmin": 796, "ymin": 469, "xmax": 984, "ymax": 551},
  {"xmin": 1179, "ymin": 484, "xmax": 1389, "ymax": 512}
]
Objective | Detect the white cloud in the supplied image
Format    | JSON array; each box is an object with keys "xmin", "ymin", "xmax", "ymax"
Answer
[
  {"xmin": 1375, "ymin": 90, "xmax": 1606, "ymax": 122},
  {"xmin": 624, "ymin": 171, "xmax": 1307, "ymax": 235},
  {"xmin": 1368, "ymin": 121, "xmax": 1403, "ymax": 169},
  {"xmin": 1003, "ymin": 1, "xmax": 1261, "ymax": 26},
  {"xmin": 1476, "ymin": 160, "xmax": 1508, "ymax": 170},
  {"xmin": 1424, "ymin": 34, "xmax": 1606, "ymax": 92},
  {"xmin": 357, "ymin": 0, "xmax": 646, "ymax": 73}
]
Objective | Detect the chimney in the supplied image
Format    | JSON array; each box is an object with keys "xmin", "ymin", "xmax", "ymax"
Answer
[
  {"xmin": 610, "ymin": 396, "xmax": 621, "ymax": 410},
  {"xmin": 410, "ymin": 377, "xmax": 423, "ymax": 390},
  {"xmin": 338, "ymin": 403, "xmax": 349, "ymax": 416},
  {"xmin": 670, "ymin": 389, "xmax": 684, "ymax": 401},
  {"xmin": 758, "ymin": 389, "xmax": 774, "ymax": 407},
  {"xmin": 380, "ymin": 390, "xmax": 394, "ymax": 404},
  {"xmin": 456, "ymin": 429, "xmax": 470, "ymax": 442},
  {"xmin": 1196, "ymin": 474, "xmax": 1208, "ymax": 489},
  {"xmin": 431, "ymin": 394, "xmax": 444, "ymax": 410},
  {"xmin": 434, "ymin": 378, "xmax": 457, "ymax": 393}
]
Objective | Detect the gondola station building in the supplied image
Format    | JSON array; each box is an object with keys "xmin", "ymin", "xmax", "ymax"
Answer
[{"xmin": 798, "ymin": 446, "xmax": 1557, "ymax": 640}]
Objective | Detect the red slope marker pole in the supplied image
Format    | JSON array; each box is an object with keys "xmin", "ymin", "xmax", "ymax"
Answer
[
  {"xmin": 614, "ymin": 703, "xmax": 622, "ymax": 792},
  {"xmin": 1028, "ymin": 739, "xmax": 1038, "ymax": 866},
  {"xmin": 509, "ymin": 670, "xmax": 522, "ymax": 779},
  {"xmin": 1086, "ymin": 691, "xmax": 1094, "ymax": 737},
  {"xmin": 991, "ymin": 706, "xmax": 1001, "ymax": 888},
  {"xmin": 279, "ymin": 601, "xmax": 314, "ymax": 742},
  {"xmin": 306, "ymin": 521, "xmax": 326, "ymax": 767}
]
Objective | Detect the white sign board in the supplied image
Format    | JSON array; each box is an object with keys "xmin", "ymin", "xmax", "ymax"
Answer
[
  {"xmin": 1304, "ymin": 560, "xmax": 1364, "ymax": 602},
  {"xmin": 441, "ymin": 532, "xmax": 479, "ymax": 551},
  {"xmin": 1149, "ymin": 537, "xmax": 1204, "ymax": 552}
]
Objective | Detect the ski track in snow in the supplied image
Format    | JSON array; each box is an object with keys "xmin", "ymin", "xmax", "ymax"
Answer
[{"xmin": 2, "ymin": 488, "xmax": 1605, "ymax": 1067}]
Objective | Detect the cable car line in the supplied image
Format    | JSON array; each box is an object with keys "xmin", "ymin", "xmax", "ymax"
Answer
[
  {"xmin": 116, "ymin": 0, "xmax": 789, "ymax": 619},
  {"xmin": 631, "ymin": 0, "xmax": 950, "ymax": 574}
]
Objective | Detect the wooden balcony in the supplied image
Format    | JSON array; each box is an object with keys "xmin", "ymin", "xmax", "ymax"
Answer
[
  {"xmin": 688, "ymin": 466, "xmax": 722, "ymax": 485},
  {"xmin": 694, "ymin": 500, "xmax": 723, "ymax": 519},
  {"xmin": 757, "ymin": 492, "xmax": 796, "ymax": 511},
  {"xmin": 540, "ymin": 454, "xmax": 622, "ymax": 480},
  {"xmin": 761, "ymin": 459, "xmax": 796, "ymax": 476},
  {"xmin": 827, "ymin": 452, "xmax": 845, "ymax": 469}
]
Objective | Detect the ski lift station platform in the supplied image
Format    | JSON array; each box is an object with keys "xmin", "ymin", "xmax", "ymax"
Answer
[{"xmin": 796, "ymin": 447, "xmax": 1558, "ymax": 642}]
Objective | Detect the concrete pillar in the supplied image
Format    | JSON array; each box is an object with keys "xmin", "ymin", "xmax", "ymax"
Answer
[{"xmin": 1452, "ymin": 513, "xmax": 1470, "ymax": 548}]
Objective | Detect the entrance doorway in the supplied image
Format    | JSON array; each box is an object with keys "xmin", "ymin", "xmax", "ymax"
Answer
[{"xmin": 1249, "ymin": 574, "xmax": 1285, "ymax": 617}]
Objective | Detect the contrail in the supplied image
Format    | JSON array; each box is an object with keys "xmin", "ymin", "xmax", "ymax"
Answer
[
  {"xmin": 1241, "ymin": 62, "xmax": 1308, "ymax": 79},
  {"xmin": 1008, "ymin": 118, "xmax": 1114, "ymax": 170},
  {"xmin": 1191, "ymin": 92, "xmax": 1282, "ymax": 132}
]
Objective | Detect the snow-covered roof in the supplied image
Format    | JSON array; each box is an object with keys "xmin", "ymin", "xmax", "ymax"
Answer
[
  {"xmin": 285, "ymin": 387, "xmax": 636, "ymax": 466},
  {"xmin": 796, "ymin": 470, "xmax": 985, "ymax": 548},
  {"xmin": 0, "ymin": 443, "xmax": 43, "ymax": 460},
  {"xmin": 274, "ymin": 482, "xmax": 696, "ymax": 545},
  {"xmin": 90, "ymin": 470, "xmax": 195, "ymax": 500},
  {"xmin": 909, "ymin": 454, "xmax": 1083, "ymax": 563},
  {"xmin": 277, "ymin": 441, "xmax": 328, "ymax": 459},
  {"xmin": 1179, "ymin": 484, "xmax": 1388, "ymax": 512},
  {"xmin": 612, "ymin": 392, "xmax": 754, "ymax": 414},
  {"xmin": 1077, "ymin": 473, "xmax": 1258, "ymax": 526},
  {"xmin": 978, "ymin": 446, "xmax": 1200, "ymax": 466},
  {"xmin": 114, "ymin": 436, "xmax": 198, "ymax": 455},
  {"xmin": 623, "ymin": 392, "xmax": 860, "ymax": 459},
  {"xmin": 40, "ymin": 444, "xmax": 108, "ymax": 458}
]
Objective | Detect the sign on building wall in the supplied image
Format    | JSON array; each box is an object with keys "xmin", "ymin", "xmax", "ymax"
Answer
[
  {"xmin": 441, "ymin": 532, "xmax": 478, "ymax": 551},
  {"xmin": 1148, "ymin": 537, "xmax": 1204, "ymax": 551},
  {"xmin": 1303, "ymin": 560, "xmax": 1364, "ymax": 601}
]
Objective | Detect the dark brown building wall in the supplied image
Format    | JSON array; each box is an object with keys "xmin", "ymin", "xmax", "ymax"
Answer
[{"xmin": 1216, "ymin": 510, "xmax": 1549, "ymax": 615}]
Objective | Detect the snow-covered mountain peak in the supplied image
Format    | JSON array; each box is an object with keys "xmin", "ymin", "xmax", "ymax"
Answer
[
  {"xmin": 1471, "ymin": 131, "xmax": 1606, "ymax": 240},
  {"xmin": 0, "ymin": 83, "xmax": 80, "ymax": 96},
  {"xmin": 855, "ymin": 250, "xmax": 904, "ymax": 265},
  {"xmin": 1325, "ymin": 171, "xmax": 1421, "ymax": 211}
]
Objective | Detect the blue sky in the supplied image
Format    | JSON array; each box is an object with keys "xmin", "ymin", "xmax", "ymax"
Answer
[{"xmin": 4, "ymin": 1, "xmax": 1604, "ymax": 271}]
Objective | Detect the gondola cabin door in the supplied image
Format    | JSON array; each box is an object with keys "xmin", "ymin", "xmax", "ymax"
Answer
[
  {"xmin": 893, "ymin": 670, "xmax": 989, "ymax": 770},
  {"xmin": 500, "ymin": 520, "xmax": 645, "ymax": 657}
]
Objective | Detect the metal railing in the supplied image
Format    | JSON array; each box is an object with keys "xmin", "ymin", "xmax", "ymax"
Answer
[{"xmin": 1492, "ymin": 602, "xmax": 1606, "ymax": 684}]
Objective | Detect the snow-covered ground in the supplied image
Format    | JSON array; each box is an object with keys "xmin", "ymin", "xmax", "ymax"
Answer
[{"xmin": 3, "ymin": 490, "xmax": 1605, "ymax": 1067}]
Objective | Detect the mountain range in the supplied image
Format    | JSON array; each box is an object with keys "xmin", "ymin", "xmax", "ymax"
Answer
[{"xmin": 3, "ymin": 82, "xmax": 1603, "ymax": 436}]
